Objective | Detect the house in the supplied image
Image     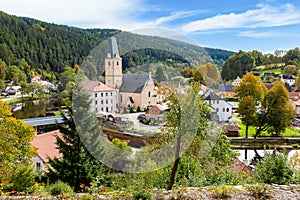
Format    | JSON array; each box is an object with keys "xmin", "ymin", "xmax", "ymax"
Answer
[
  {"xmin": 82, "ymin": 81, "xmax": 117, "ymax": 114},
  {"xmin": 146, "ymin": 104, "xmax": 168, "ymax": 115},
  {"xmin": 204, "ymin": 92, "xmax": 233, "ymax": 122},
  {"xmin": 231, "ymin": 157, "xmax": 252, "ymax": 175},
  {"xmin": 146, "ymin": 104, "xmax": 168, "ymax": 123},
  {"xmin": 221, "ymin": 123, "xmax": 240, "ymax": 137},
  {"xmin": 105, "ymin": 37, "xmax": 160, "ymax": 109},
  {"xmin": 292, "ymin": 101, "xmax": 300, "ymax": 117},
  {"xmin": 264, "ymin": 83, "xmax": 274, "ymax": 90},
  {"xmin": 289, "ymin": 92, "xmax": 300, "ymax": 101},
  {"xmin": 263, "ymin": 72, "xmax": 280, "ymax": 78},
  {"xmin": 30, "ymin": 130, "xmax": 63, "ymax": 173},
  {"xmin": 232, "ymin": 76, "xmax": 242, "ymax": 87},
  {"xmin": 281, "ymin": 75, "xmax": 295, "ymax": 87},
  {"xmin": 217, "ymin": 85, "xmax": 236, "ymax": 98}
]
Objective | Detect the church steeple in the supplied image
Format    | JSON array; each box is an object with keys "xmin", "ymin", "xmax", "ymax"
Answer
[{"xmin": 105, "ymin": 37, "xmax": 123, "ymax": 89}]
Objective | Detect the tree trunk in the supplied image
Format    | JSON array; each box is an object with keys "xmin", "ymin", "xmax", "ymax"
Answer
[
  {"xmin": 167, "ymin": 135, "xmax": 181, "ymax": 190},
  {"xmin": 245, "ymin": 125, "xmax": 249, "ymax": 138}
]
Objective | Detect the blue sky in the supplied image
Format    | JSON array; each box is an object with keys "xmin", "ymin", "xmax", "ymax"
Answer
[{"xmin": 1, "ymin": 0, "xmax": 300, "ymax": 53}]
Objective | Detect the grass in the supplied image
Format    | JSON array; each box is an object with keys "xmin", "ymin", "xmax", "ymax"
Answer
[
  {"xmin": 236, "ymin": 120, "xmax": 300, "ymax": 137},
  {"xmin": 260, "ymin": 68, "xmax": 284, "ymax": 75}
]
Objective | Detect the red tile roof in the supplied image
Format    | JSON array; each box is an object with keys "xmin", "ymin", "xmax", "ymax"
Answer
[
  {"xmin": 289, "ymin": 92, "xmax": 300, "ymax": 101},
  {"xmin": 30, "ymin": 130, "xmax": 63, "ymax": 163},
  {"xmin": 81, "ymin": 81, "xmax": 115, "ymax": 92}
]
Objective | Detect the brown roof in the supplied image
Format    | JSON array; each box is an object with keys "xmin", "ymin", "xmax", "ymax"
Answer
[
  {"xmin": 30, "ymin": 130, "xmax": 63, "ymax": 163},
  {"xmin": 221, "ymin": 124, "xmax": 240, "ymax": 132},
  {"xmin": 231, "ymin": 158, "xmax": 252, "ymax": 175},
  {"xmin": 81, "ymin": 81, "xmax": 115, "ymax": 92},
  {"xmin": 289, "ymin": 92, "xmax": 300, "ymax": 101}
]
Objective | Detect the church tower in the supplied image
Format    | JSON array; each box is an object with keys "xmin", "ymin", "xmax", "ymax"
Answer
[{"xmin": 105, "ymin": 37, "xmax": 122, "ymax": 89}]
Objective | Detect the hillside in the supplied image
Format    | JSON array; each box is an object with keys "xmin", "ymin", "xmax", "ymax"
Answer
[{"xmin": 0, "ymin": 11, "xmax": 234, "ymax": 78}]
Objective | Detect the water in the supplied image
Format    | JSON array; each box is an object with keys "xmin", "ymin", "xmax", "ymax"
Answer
[
  {"xmin": 12, "ymin": 98, "xmax": 62, "ymax": 119},
  {"xmin": 237, "ymin": 149, "xmax": 299, "ymax": 165}
]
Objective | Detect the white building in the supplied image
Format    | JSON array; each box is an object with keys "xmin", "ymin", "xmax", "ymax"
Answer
[
  {"xmin": 281, "ymin": 75, "xmax": 295, "ymax": 87},
  {"xmin": 82, "ymin": 81, "xmax": 117, "ymax": 114},
  {"xmin": 204, "ymin": 92, "xmax": 233, "ymax": 122},
  {"xmin": 232, "ymin": 76, "xmax": 242, "ymax": 87}
]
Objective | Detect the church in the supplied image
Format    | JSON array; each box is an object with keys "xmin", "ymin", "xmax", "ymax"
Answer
[{"xmin": 105, "ymin": 37, "xmax": 159, "ymax": 109}]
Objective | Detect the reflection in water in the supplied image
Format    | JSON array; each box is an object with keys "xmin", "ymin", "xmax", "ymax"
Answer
[
  {"xmin": 13, "ymin": 100, "xmax": 47, "ymax": 119},
  {"xmin": 13, "ymin": 99, "xmax": 61, "ymax": 119}
]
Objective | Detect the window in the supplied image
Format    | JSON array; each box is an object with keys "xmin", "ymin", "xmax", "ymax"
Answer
[
  {"xmin": 148, "ymin": 91, "xmax": 151, "ymax": 98},
  {"xmin": 106, "ymin": 93, "xmax": 108, "ymax": 96},
  {"xmin": 95, "ymin": 100, "xmax": 97, "ymax": 105},
  {"xmin": 108, "ymin": 61, "xmax": 110, "ymax": 66},
  {"xmin": 111, "ymin": 92, "xmax": 113, "ymax": 96},
  {"xmin": 111, "ymin": 100, "xmax": 113, "ymax": 104},
  {"xmin": 227, "ymin": 108, "xmax": 229, "ymax": 112},
  {"xmin": 216, "ymin": 108, "xmax": 219, "ymax": 112},
  {"xmin": 101, "ymin": 100, "xmax": 104, "ymax": 104},
  {"xmin": 95, "ymin": 93, "xmax": 97, "ymax": 98},
  {"xmin": 116, "ymin": 61, "xmax": 119, "ymax": 66},
  {"xmin": 217, "ymin": 100, "xmax": 219, "ymax": 104},
  {"xmin": 101, "ymin": 108, "xmax": 104, "ymax": 111},
  {"xmin": 96, "ymin": 108, "xmax": 98, "ymax": 112},
  {"xmin": 36, "ymin": 162, "xmax": 41, "ymax": 171},
  {"xmin": 223, "ymin": 108, "xmax": 225, "ymax": 112},
  {"xmin": 101, "ymin": 93, "xmax": 103, "ymax": 97},
  {"xmin": 106, "ymin": 100, "xmax": 108, "ymax": 104}
]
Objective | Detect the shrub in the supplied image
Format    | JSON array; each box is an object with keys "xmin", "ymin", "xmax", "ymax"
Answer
[
  {"xmin": 254, "ymin": 149, "xmax": 293, "ymax": 184},
  {"xmin": 246, "ymin": 183, "xmax": 273, "ymax": 199},
  {"xmin": 10, "ymin": 166, "xmax": 36, "ymax": 193},
  {"xmin": 47, "ymin": 181, "xmax": 74, "ymax": 196},
  {"xmin": 208, "ymin": 185, "xmax": 237, "ymax": 199},
  {"xmin": 134, "ymin": 190, "xmax": 153, "ymax": 200},
  {"xmin": 137, "ymin": 106, "xmax": 141, "ymax": 112}
]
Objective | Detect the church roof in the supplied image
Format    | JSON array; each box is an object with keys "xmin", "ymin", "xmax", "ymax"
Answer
[
  {"xmin": 119, "ymin": 74, "xmax": 150, "ymax": 93},
  {"xmin": 109, "ymin": 36, "xmax": 120, "ymax": 58},
  {"xmin": 81, "ymin": 81, "xmax": 115, "ymax": 92}
]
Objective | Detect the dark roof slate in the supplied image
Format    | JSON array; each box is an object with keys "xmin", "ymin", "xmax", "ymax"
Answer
[
  {"xmin": 204, "ymin": 92, "xmax": 223, "ymax": 101},
  {"xmin": 119, "ymin": 74, "xmax": 150, "ymax": 93}
]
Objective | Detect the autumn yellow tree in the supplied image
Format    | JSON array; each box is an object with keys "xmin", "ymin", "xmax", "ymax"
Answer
[
  {"xmin": 0, "ymin": 101, "xmax": 36, "ymax": 180},
  {"xmin": 234, "ymin": 73, "xmax": 267, "ymax": 137}
]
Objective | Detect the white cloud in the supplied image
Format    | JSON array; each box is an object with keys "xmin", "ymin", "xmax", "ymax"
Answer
[
  {"xmin": 237, "ymin": 31, "xmax": 282, "ymax": 38},
  {"xmin": 181, "ymin": 3, "xmax": 300, "ymax": 33},
  {"xmin": 0, "ymin": 0, "xmax": 142, "ymax": 28}
]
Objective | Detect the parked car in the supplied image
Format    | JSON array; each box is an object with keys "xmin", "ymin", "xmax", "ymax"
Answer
[{"xmin": 137, "ymin": 114, "xmax": 146, "ymax": 120}]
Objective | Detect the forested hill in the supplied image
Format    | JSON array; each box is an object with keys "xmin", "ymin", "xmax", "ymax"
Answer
[
  {"xmin": 0, "ymin": 10, "xmax": 234, "ymax": 75},
  {"xmin": 0, "ymin": 11, "xmax": 119, "ymax": 72}
]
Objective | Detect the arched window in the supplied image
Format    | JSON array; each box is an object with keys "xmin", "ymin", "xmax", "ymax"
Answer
[
  {"xmin": 148, "ymin": 91, "xmax": 151, "ymax": 98},
  {"xmin": 116, "ymin": 61, "xmax": 119, "ymax": 66},
  {"xmin": 108, "ymin": 61, "xmax": 111, "ymax": 66}
]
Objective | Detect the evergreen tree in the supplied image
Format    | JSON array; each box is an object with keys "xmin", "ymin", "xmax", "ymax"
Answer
[{"xmin": 48, "ymin": 78, "xmax": 107, "ymax": 191}]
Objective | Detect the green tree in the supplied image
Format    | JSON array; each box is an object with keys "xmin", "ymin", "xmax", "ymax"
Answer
[
  {"xmin": 257, "ymin": 81, "xmax": 295, "ymax": 137},
  {"xmin": 48, "ymin": 80, "xmax": 107, "ymax": 191},
  {"xmin": 221, "ymin": 51, "xmax": 255, "ymax": 80},
  {"xmin": 0, "ymin": 101, "xmax": 36, "ymax": 180},
  {"xmin": 284, "ymin": 65, "xmax": 297, "ymax": 75},
  {"xmin": 295, "ymin": 71, "xmax": 300, "ymax": 90},
  {"xmin": 0, "ymin": 59, "xmax": 7, "ymax": 81},
  {"xmin": 21, "ymin": 82, "xmax": 45, "ymax": 100},
  {"xmin": 234, "ymin": 73, "xmax": 267, "ymax": 137},
  {"xmin": 254, "ymin": 149, "xmax": 293, "ymax": 184},
  {"xmin": 58, "ymin": 66, "xmax": 77, "ymax": 91},
  {"xmin": 155, "ymin": 66, "xmax": 166, "ymax": 83}
]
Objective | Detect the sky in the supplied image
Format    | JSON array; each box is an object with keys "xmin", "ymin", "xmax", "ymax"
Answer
[{"xmin": 1, "ymin": 0, "xmax": 300, "ymax": 53}]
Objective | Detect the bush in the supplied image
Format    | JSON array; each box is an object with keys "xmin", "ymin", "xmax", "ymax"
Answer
[
  {"xmin": 254, "ymin": 149, "xmax": 293, "ymax": 184},
  {"xmin": 10, "ymin": 166, "xmax": 36, "ymax": 193},
  {"xmin": 47, "ymin": 181, "xmax": 74, "ymax": 196},
  {"xmin": 208, "ymin": 185, "xmax": 238, "ymax": 199},
  {"xmin": 246, "ymin": 183, "xmax": 273, "ymax": 199},
  {"xmin": 134, "ymin": 190, "xmax": 153, "ymax": 200}
]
